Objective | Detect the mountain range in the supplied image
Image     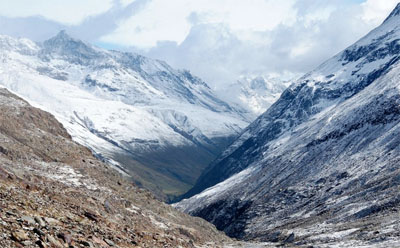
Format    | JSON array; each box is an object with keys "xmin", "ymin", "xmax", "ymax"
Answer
[
  {"xmin": 2, "ymin": 3, "xmax": 400, "ymax": 247},
  {"xmin": 0, "ymin": 31, "xmax": 275, "ymax": 200},
  {"xmin": 176, "ymin": 4, "xmax": 400, "ymax": 247}
]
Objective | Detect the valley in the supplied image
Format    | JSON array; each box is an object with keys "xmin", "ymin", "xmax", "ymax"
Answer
[
  {"xmin": 0, "ymin": 31, "xmax": 280, "ymax": 200},
  {"xmin": 1, "ymin": 1, "xmax": 400, "ymax": 248}
]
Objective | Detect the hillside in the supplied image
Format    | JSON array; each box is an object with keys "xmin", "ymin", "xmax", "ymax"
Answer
[
  {"xmin": 0, "ymin": 87, "xmax": 233, "ymax": 247},
  {"xmin": 176, "ymin": 4, "xmax": 400, "ymax": 247}
]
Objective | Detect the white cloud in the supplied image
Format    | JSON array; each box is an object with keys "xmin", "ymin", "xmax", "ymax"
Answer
[
  {"xmin": 103, "ymin": 0, "xmax": 398, "ymax": 49},
  {"xmin": 361, "ymin": 0, "xmax": 399, "ymax": 24},
  {"xmin": 0, "ymin": 0, "xmax": 114, "ymax": 25},
  {"xmin": 119, "ymin": 0, "xmax": 399, "ymax": 87},
  {"xmin": 120, "ymin": 0, "xmax": 137, "ymax": 7},
  {"xmin": 101, "ymin": 0, "xmax": 299, "ymax": 48},
  {"xmin": 0, "ymin": 0, "xmax": 399, "ymax": 87}
]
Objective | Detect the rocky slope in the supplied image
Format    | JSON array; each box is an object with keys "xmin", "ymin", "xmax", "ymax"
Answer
[
  {"xmin": 0, "ymin": 87, "xmax": 235, "ymax": 247},
  {"xmin": 0, "ymin": 31, "xmax": 250, "ymax": 200},
  {"xmin": 176, "ymin": 4, "xmax": 400, "ymax": 247}
]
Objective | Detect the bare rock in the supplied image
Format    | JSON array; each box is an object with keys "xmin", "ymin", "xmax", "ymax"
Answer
[
  {"xmin": 104, "ymin": 238, "xmax": 115, "ymax": 246},
  {"xmin": 57, "ymin": 232, "xmax": 72, "ymax": 244},
  {"xmin": 35, "ymin": 240, "xmax": 48, "ymax": 248},
  {"xmin": 20, "ymin": 216, "xmax": 35, "ymax": 226},
  {"xmin": 43, "ymin": 217, "xmax": 60, "ymax": 226},
  {"xmin": 11, "ymin": 231, "xmax": 29, "ymax": 242},
  {"xmin": 284, "ymin": 233, "xmax": 295, "ymax": 243},
  {"xmin": 91, "ymin": 236, "xmax": 109, "ymax": 247},
  {"xmin": 33, "ymin": 228, "xmax": 45, "ymax": 237},
  {"xmin": 34, "ymin": 216, "xmax": 46, "ymax": 227},
  {"xmin": 47, "ymin": 235, "xmax": 63, "ymax": 248},
  {"xmin": 84, "ymin": 211, "xmax": 99, "ymax": 222}
]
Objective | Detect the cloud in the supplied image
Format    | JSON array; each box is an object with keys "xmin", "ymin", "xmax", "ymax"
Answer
[
  {"xmin": 0, "ymin": 0, "xmax": 149, "ymax": 44},
  {"xmin": 67, "ymin": 0, "xmax": 150, "ymax": 42},
  {"xmin": 0, "ymin": 15, "xmax": 64, "ymax": 41},
  {"xmin": 0, "ymin": 0, "xmax": 114, "ymax": 25},
  {"xmin": 100, "ymin": 0, "xmax": 298, "ymax": 48},
  {"xmin": 361, "ymin": 0, "xmax": 399, "ymax": 24},
  {"xmin": 129, "ymin": 0, "xmax": 398, "ymax": 87},
  {"xmin": 0, "ymin": 0, "xmax": 398, "ymax": 88}
]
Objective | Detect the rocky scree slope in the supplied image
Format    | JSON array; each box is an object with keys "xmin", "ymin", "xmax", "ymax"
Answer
[
  {"xmin": 0, "ymin": 31, "xmax": 250, "ymax": 200},
  {"xmin": 176, "ymin": 4, "xmax": 400, "ymax": 247},
  {"xmin": 0, "ymin": 88, "xmax": 233, "ymax": 247}
]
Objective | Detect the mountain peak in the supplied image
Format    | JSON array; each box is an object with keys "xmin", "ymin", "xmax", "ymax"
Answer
[
  {"xmin": 383, "ymin": 3, "xmax": 400, "ymax": 23},
  {"xmin": 42, "ymin": 30, "xmax": 102, "ymax": 63},
  {"xmin": 46, "ymin": 30, "xmax": 76, "ymax": 44},
  {"xmin": 55, "ymin": 30, "xmax": 70, "ymax": 39},
  {"xmin": 249, "ymin": 76, "xmax": 267, "ymax": 90}
]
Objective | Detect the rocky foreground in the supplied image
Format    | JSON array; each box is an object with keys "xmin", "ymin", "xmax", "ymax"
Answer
[{"xmin": 0, "ymin": 87, "xmax": 233, "ymax": 248}]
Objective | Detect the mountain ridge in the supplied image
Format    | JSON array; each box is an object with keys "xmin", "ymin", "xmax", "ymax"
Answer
[
  {"xmin": 176, "ymin": 5, "xmax": 400, "ymax": 247},
  {"xmin": 180, "ymin": 5, "xmax": 400, "ymax": 200},
  {"xmin": 0, "ymin": 31, "xmax": 250, "ymax": 200}
]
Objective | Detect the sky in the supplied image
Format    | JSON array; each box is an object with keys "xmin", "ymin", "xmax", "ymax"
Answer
[{"xmin": 0, "ymin": 0, "xmax": 398, "ymax": 88}]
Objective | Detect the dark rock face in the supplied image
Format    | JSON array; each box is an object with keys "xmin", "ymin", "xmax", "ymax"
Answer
[
  {"xmin": 191, "ymin": 199, "xmax": 253, "ymax": 239},
  {"xmin": 176, "ymin": 5, "xmax": 400, "ymax": 247}
]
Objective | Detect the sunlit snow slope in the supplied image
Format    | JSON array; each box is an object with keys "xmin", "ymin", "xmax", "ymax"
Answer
[
  {"xmin": 0, "ymin": 31, "xmax": 250, "ymax": 200},
  {"xmin": 216, "ymin": 76, "xmax": 290, "ymax": 118},
  {"xmin": 177, "ymin": 4, "xmax": 400, "ymax": 246}
]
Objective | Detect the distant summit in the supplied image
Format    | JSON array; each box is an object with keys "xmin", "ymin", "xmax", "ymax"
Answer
[
  {"xmin": 54, "ymin": 30, "xmax": 70, "ymax": 38},
  {"xmin": 44, "ymin": 30, "xmax": 78, "ymax": 46},
  {"xmin": 41, "ymin": 30, "xmax": 103, "ymax": 64},
  {"xmin": 215, "ymin": 75, "xmax": 290, "ymax": 118}
]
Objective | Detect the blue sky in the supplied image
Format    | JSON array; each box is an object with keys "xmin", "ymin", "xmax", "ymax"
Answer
[{"xmin": 0, "ymin": 0, "xmax": 398, "ymax": 87}]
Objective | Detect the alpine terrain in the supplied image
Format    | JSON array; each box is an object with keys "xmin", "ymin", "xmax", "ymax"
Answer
[
  {"xmin": 0, "ymin": 87, "xmax": 234, "ymax": 247},
  {"xmin": 216, "ymin": 75, "xmax": 290, "ymax": 119},
  {"xmin": 0, "ymin": 31, "xmax": 250, "ymax": 200},
  {"xmin": 176, "ymin": 4, "xmax": 400, "ymax": 247}
]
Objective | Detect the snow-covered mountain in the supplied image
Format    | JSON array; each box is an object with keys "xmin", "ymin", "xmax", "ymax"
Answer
[
  {"xmin": 176, "ymin": 4, "xmax": 400, "ymax": 246},
  {"xmin": 216, "ymin": 76, "xmax": 290, "ymax": 118},
  {"xmin": 0, "ymin": 31, "xmax": 250, "ymax": 200}
]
